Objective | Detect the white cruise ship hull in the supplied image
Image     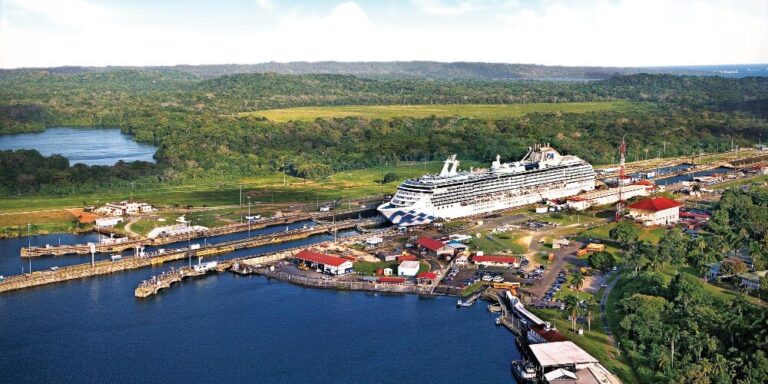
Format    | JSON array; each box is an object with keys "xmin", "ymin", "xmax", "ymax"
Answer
[{"xmin": 378, "ymin": 179, "xmax": 594, "ymax": 226}]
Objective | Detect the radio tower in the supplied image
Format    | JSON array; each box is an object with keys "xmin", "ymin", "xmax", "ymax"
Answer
[{"xmin": 615, "ymin": 136, "xmax": 627, "ymax": 221}]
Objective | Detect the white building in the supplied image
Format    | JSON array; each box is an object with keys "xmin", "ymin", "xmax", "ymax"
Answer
[
  {"xmin": 95, "ymin": 217, "xmax": 124, "ymax": 227},
  {"xmin": 398, "ymin": 260, "xmax": 421, "ymax": 277},
  {"xmin": 627, "ymin": 197, "xmax": 682, "ymax": 226},
  {"xmin": 294, "ymin": 249, "xmax": 354, "ymax": 275},
  {"xmin": 472, "ymin": 255, "xmax": 520, "ymax": 268},
  {"xmin": 566, "ymin": 184, "xmax": 650, "ymax": 211},
  {"xmin": 95, "ymin": 201, "xmax": 154, "ymax": 216}
]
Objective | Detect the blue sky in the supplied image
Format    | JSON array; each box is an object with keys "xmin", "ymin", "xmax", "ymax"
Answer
[{"xmin": 1, "ymin": 0, "xmax": 766, "ymax": 68}]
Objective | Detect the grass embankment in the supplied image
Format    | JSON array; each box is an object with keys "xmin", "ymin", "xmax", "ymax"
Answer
[
  {"xmin": 0, "ymin": 161, "xmax": 482, "ymax": 214},
  {"xmin": 239, "ymin": 101, "xmax": 638, "ymax": 122}
]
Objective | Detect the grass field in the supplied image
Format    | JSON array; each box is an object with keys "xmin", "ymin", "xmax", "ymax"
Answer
[
  {"xmin": 239, "ymin": 101, "xmax": 638, "ymax": 122},
  {"xmin": 466, "ymin": 231, "xmax": 527, "ymax": 254},
  {"xmin": 0, "ymin": 161, "xmax": 477, "ymax": 214}
]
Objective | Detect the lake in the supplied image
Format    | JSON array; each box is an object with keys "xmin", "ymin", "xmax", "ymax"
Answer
[
  {"xmin": 0, "ymin": 232, "xmax": 521, "ymax": 384},
  {"xmin": 0, "ymin": 127, "xmax": 157, "ymax": 166}
]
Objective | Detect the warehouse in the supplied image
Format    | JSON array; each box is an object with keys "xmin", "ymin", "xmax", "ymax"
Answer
[
  {"xmin": 294, "ymin": 249, "xmax": 354, "ymax": 275},
  {"xmin": 627, "ymin": 197, "xmax": 682, "ymax": 226},
  {"xmin": 398, "ymin": 260, "xmax": 421, "ymax": 277},
  {"xmin": 472, "ymin": 255, "xmax": 520, "ymax": 268}
]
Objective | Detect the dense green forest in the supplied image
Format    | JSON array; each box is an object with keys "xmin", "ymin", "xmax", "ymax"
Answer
[
  {"xmin": 1, "ymin": 69, "xmax": 767, "ymax": 195},
  {"xmin": 606, "ymin": 188, "xmax": 768, "ymax": 383}
]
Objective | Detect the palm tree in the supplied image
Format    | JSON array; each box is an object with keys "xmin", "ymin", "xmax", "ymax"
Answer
[
  {"xmin": 571, "ymin": 272, "xmax": 585, "ymax": 293},
  {"xmin": 563, "ymin": 294, "xmax": 580, "ymax": 331},
  {"xmin": 584, "ymin": 297, "xmax": 599, "ymax": 332}
]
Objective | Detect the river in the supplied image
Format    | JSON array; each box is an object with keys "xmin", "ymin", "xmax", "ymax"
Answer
[
  {"xmin": 0, "ymin": 127, "xmax": 157, "ymax": 166},
  {"xmin": 0, "ymin": 230, "xmax": 521, "ymax": 384}
]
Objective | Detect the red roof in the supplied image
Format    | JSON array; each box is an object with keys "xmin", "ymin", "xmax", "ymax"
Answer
[
  {"xmin": 627, "ymin": 197, "xmax": 682, "ymax": 212},
  {"xmin": 473, "ymin": 255, "xmax": 520, "ymax": 264},
  {"xmin": 416, "ymin": 237, "xmax": 445, "ymax": 251},
  {"xmin": 633, "ymin": 179, "xmax": 655, "ymax": 186},
  {"xmin": 295, "ymin": 250, "xmax": 350, "ymax": 267},
  {"xmin": 532, "ymin": 325, "xmax": 568, "ymax": 342},
  {"xmin": 417, "ymin": 272, "xmax": 437, "ymax": 280},
  {"xmin": 377, "ymin": 277, "xmax": 407, "ymax": 284},
  {"xmin": 397, "ymin": 254, "xmax": 418, "ymax": 261}
]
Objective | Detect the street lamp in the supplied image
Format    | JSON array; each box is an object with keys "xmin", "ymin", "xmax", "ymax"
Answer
[
  {"xmin": 27, "ymin": 223, "xmax": 32, "ymax": 274},
  {"xmin": 247, "ymin": 196, "xmax": 252, "ymax": 238}
]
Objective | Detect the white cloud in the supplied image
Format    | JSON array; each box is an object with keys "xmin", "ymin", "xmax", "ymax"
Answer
[
  {"xmin": 0, "ymin": 0, "xmax": 766, "ymax": 68},
  {"xmin": 413, "ymin": 0, "xmax": 478, "ymax": 16},
  {"xmin": 255, "ymin": 0, "xmax": 275, "ymax": 11}
]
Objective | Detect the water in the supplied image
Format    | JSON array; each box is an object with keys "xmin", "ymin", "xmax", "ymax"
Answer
[
  {"xmin": 0, "ymin": 127, "xmax": 157, "ymax": 166},
  {"xmin": 0, "ymin": 233, "xmax": 521, "ymax": 384}
]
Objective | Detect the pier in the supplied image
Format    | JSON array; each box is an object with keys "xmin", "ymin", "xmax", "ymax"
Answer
[
  {"xmin": 20, "ymin": 214, "xmax": 318, "ymax": 257},
  {"xmin": 1, "ymin": 219, "xmax": 379, "ymax": 294}
]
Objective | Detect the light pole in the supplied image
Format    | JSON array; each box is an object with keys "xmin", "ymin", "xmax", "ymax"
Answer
[
  {"xmin": 247, "ymin": 196, "xmax": 252, "ymax": 238},
  {"xmin": 27, "ymin": 223, "xmax": 32, "ymax": 274}
]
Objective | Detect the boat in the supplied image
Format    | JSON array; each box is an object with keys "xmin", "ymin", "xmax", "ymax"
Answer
[
  {"xmin": 511, "ymin": 360, "xmax": 538, "ymax": 383},
  {"xmin": 495, "ymin": 317, "xmax": 502, "ymax": 325},
  {"xmin": 456, "ymin": 300, "xmax": 473, "ymax": 307},
  {"xmin": 110, "ymin": 254, "xmax": 123, "ymax": 261},
  {"xmin": 378, "ymin": 144, "xmax": 595, "ymax": 226}
]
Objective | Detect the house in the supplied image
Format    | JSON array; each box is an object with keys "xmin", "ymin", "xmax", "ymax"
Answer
[
  {"xmin": 416, "ymin": 271, "xmax": 437, "ymax": 285},
  {"xmin": 739, "ymin": 270, "xmax": 767, "ymax": 291},
  {"xmin": 398, "ymin": 260, "xmax": 421, "ymax": 277},
  {"xmin": 472, "ymin": 255, "xmax": 520, "ymax": 268},
  {"xmin": 95, "ymin": 201, "xmax": 154, "ymax": 216},
  {"xmin": 383, "ymin": 267, "xmax": 393, "ymax": 277},
  {"xmin": 376, "ymin": 252, "xmax": 399, "ymax": 262},
  {"xmin": 627, "ymin": 197, "xmax": 682, "ymax": 226},
  {"xmin": 707, "ymin": 262, "xmax": 721, "ymax": 280},
  {"xmin": 415, "ymin": 236, "xmax": 455, "ymax": 257},
  {"xmin": 294, "ymin": 249, "xmax": 354, "ymax": 275}
]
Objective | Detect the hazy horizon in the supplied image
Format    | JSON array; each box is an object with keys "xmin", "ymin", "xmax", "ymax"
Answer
[{"xmin": 1, "ymin": 0, "xmax": 766, "ymax": 69}]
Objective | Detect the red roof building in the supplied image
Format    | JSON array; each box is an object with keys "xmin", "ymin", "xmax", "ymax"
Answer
[
  {"xmin": 396, "ymin": 254, "xmax": 418, "ymax": 262},
  {"xmin": 416, "ymin": 237, "xmax": 445, "ymax": 252},
  {"xmin": 294, "ymin": 249, "xmax": 354, "ymax": 275},
  {"xmin": 416, "ymin": 272, "xmax": 437, "ymax": 280},
  {"xmin": 472, "ymin": 255, "xmax": 521, "ymax": 267},
  {"xmin": 627, "ymin": 197, "xmax": 682, "ymax": 226},
  {"xmin": 531, "ymin": 325, "xmax": 568, "ymax": 343}
]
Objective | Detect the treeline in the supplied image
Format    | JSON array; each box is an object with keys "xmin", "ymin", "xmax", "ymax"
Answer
[
  {"xmin": 1, "ymin": 71, "xmax": 768, "ymax": 193},
  {"xmin": 0, "ymin": 149, "xmax": 158, "ymax": 195}
]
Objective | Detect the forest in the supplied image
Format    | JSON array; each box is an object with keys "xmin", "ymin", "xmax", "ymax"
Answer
[
  {"xmin": 0, "ymin": 69, "xmax": 767, "ymax": 195},
  {"xmin": 606, "ymin": 188, "xmax": 768, "ymax": 383}
]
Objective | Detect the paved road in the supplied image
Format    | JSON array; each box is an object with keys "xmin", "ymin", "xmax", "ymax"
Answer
[
  {"xmin": 525, "ymin": 233, "xmax": 585, "ymax": 298},
  {"xmin": 600, "ymin": 270, "xmax": 620, "ymax": 338}
]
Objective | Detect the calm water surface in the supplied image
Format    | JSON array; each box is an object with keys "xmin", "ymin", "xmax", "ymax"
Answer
[
  {"xmin": 0, "ymin": 127, "xmax": 157, "ymax": 166},
  {"xmin": 0, "ymin": 232, "xmax": 520, "ymax": 384}
]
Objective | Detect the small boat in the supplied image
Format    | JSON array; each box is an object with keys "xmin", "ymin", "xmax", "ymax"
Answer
[
  {"xmin": 110, "ymin": 254, "xmax": 123, "ymax": 261},
  {"xmin": 511, "ymin": 360, "xmax": 537, "ymax": 383},
  {"xmin": 50, "ymin": 266, "xmax": 59, "ymax": 271},
  {"xmin": 495, "ymin": 317, "xmax": 502, "ymax": 326},
  {"xmin": 456, "ymin": 300, "xmax": 473, "ymax": 307}
]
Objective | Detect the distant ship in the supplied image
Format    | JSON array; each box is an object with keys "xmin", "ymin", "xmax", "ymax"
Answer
[{"xmin": 377, "ymin": 144, "xmax": 595, "ymax": 226}]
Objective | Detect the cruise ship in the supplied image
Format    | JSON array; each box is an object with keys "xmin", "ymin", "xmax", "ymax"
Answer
[{"xmin": 377, "ymin": 144, "xmax": 595, "ymax": 226}]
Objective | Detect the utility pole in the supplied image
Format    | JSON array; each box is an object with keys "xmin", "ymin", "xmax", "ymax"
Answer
[
  {"xmin": 247, "ymin": 197, "xmax": 252, "ymax": 238},
  {"xmin": 27, "ymin": 223, "xmax": 32, "ymax": 274}
]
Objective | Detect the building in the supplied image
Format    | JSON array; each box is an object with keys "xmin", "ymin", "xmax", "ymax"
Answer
[
  {"xmin": 415, "ymin": 236, "xmax": 455, "ymax": 257},
  {"xmin": 551, "ymin": 239, "xmax": 570, "ymax": 249},
  {"xmin": 627, "ymin": 197, "xmax": 682, "ymax": 226},
  {"xmin": 398, "ymin": 260, "xmax": 421, "ymax": 277},
  {"xmin": 566, "ymin": 184, "xmax": 650, "ymax": 211},
  {"xmin": 738, "ymin": 270, "xmax": 767, "ymax": 291},
  {"xmin": 95, "ymin": 201, "xmax": 154, "ymax": 216},
  {"xmin": 528, "ymin": 322, "xmax": 568, "ymax": 344},
  {"xmin": 416, "ymin": 271, "xmax": 437, "ymax": 285},
  {"xmin": 294, "ymin": 249, "xmax": 354, "ymax": 275},
  {"xmin": 472, "ymin": 255, "xmax": 520, "ymax": 268},
  {"xmin": 529, "ymin": 341, "xmax": 620, "ymax": 384},
  {"xmin": 95, "ymin": 217, "xmax": 124, "ymax": 227}
]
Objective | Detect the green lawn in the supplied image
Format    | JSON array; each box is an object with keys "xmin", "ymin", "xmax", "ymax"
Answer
[
  {"xmin": 352, "ymin": 260, "xmax": 430, "ymax": 276},
  {"xmin": 237, "ymin": 101, "xmax": 638, "ymax": 122},
  {"xmin": 580, "ymin": 222, "xmax": 665, "ymax": 245},
  {"xmin": 467, "ymin": 231, "xmax": 527, "ymax": 254}
]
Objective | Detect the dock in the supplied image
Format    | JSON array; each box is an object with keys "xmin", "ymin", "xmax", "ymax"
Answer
[
  {"xmin": 20, "ymin": 214, "xmax": 319, "ymax": 257},
  {"xmin": 1, "ymin": 219, "xmax": 378, "ymax": 294}
]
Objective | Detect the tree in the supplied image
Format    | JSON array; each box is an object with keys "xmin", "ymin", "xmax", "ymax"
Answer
[
  {"xmin": 563, "ymin": 294, "xmax": 581, "ymax": 331},
  {"xmin": 610, "ymin": 221, "xmax": 640, "ymax": 249},
  {"xmin": 668, "ymin": 273, "xmax": 705, "ymax": 312},
  {"xmin": 719, "ymin": 258, "xmax": 747, "ymax": 277},
  {"xmin": 588, "ymin": 251, "xmax": 616, "ymax": 271},
  {"xmin": 382, "ymin": 172, "xmax": 399, "ymax": 183},
  {"xmin": 658, "ymin": 227, "xmax": 689, "ymax": 267},
  {"xmin": 571, "ymin": 272, "xmax": 585, "ymax": 292},
  {"xmin": 584, "ymin": 297, "xmax": 599, "ymax": 332}
]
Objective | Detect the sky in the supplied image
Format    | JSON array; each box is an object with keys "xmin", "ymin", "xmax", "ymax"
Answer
[{"xmin": 0, "ymin": 0, "xmax": 766, "ymax": 68}]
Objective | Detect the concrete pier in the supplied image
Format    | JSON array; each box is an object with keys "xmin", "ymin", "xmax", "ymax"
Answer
[{"xmin": 1, "ymin": 220, "xmax": 373, "ymax": 294}]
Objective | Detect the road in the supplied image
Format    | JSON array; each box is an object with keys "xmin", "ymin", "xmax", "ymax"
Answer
[{"xmin": 524, "ymin": 232, "xmax": 585, "ymax": 299}]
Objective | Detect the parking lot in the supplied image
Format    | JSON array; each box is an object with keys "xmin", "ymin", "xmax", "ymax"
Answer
[{"xmin": 440, "ymin": 263, "xmax": 540, "ymax": 289}]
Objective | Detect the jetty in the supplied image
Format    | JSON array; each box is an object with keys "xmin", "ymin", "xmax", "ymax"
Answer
[{"xmin": 1, "ymin": 219, "xmax": 379, "ymax": 294}]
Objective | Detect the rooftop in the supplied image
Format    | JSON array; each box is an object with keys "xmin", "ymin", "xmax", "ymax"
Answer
[
  {"xmin": 295, "ymin": 250, "xmax": 350, "ymax": 267},
  {"xmin": 627, "ymin": 197, "xmax": 682, "ymax": 212},
  {"xmin": 416, "ymin": 237, "xmax": 445, "ymax": 251},
  {"xmin": 399, "ymin": 260, "xmax": 421, "ymax": 269},
  {"xmin": 473, "ymin": 255, "xmax": 520, "ymax": 264},
  {"xmin": 529, "ymin": 341, "xmax": 599, "ymax": 368}
]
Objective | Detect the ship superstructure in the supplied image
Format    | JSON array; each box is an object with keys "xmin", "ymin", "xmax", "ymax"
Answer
[{"xmin": 378, "ymin": 145, "xmax": 595, "ymax": 226}]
